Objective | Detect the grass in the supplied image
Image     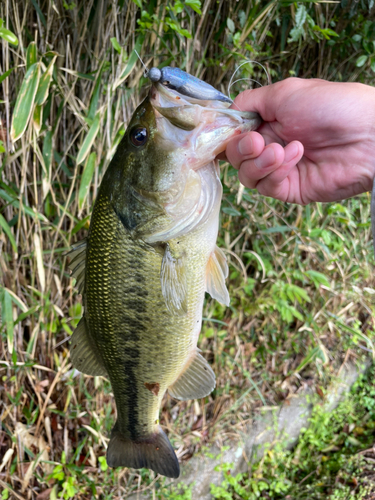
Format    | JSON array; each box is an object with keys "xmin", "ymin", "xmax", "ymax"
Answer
[
  {"xmin": 1, "ymin": 0, "xmax": 375, "ymax": 498},
  {"xmin": 210, "ymin": 364, "xmax": 375, "ymax": 499}
]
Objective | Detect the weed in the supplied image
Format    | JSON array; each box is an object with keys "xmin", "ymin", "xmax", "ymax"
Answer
[{"xmin": 1, "ymin": 1, "xmax": 375, "ymax": 498}]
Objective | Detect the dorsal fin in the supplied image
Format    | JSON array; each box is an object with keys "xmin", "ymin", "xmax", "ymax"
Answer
[{"xmin": 66, "ymin": 239, "xmax": 86, "ymax": 294}]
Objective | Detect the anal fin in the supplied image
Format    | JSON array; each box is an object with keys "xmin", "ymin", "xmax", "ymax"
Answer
[
  {"xmin": 168, "ymin": 349, "xmax": 215, "ymax": 401},
  {"xmin": 205, "ymin": 245, "xmax": 230, "ymax": 306},
  {"xmin": 70, "ymin": 317, "xmax": 108, "ymax": 377}
]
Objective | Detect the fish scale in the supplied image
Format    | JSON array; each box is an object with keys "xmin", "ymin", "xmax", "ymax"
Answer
[
  {"xmin": 67, "ymin": 68, "xmax": 261, "ymax": 478},
  {"xmin": 86, "ymin": 190, "xmax": 208, "ymax": 438}
]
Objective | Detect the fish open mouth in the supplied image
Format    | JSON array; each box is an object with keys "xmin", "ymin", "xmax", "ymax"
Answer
[{"xmin": 149, "ymin": 81, "xmax": 261, "ymax": 171}]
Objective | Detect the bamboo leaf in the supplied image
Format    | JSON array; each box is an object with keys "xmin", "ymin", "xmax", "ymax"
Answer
[
  {"xmin": 72, "ymin": 216, "xmax": 90, "ymax": 235},
  {"xmin": 33, "ymin": 233, "xmax": 45, "ymax": 293},
  {"xmin": 1, "ymin": 288, "xmax": 14, "ymax": 353},
  {"xmin": 114, "ymin": 33, "xmax": 145, "ymax": 90},
  {"xmin": 35, "ymin": 55, "xmax": 57, "ymax": 105},
  {"xmin": 79, "ymin": 152, "xmax": 96, "ymax": 209},
  {"xmin": 0, "ymin": 26, "xmax": 18, "ymax": 46},
  {"xmin": 26, "ymin": 42, "xmax": 37, "ymax": 69},
  {"xmin": 42, "ymin": 130, "xmax": 53, "ymax": 199},
  {"xmin": 0, "ymin": 188, "xmax": 47, "ymax": 221},
  {"xmin": 110, "ymin": 37, "xmax": 122, "ymax": 54},
  {"xmin": 11, "ymin": 63, "xmax": 40, "ymax": 142},
  {"xmin": 0, "ymin": 67, "xmax": 14, "ymax": 85},
  {"xmin": 87, "ymin": 67, "xmax": 103, "ymax": 122},
  {"xmin": 76, "ymin": 113, "xmax": 100, "ymax": 165},
  {"xmin": 33, "ymin": 104, "xmax": 42, "ymax": 135},
  {"xmin": 0, "ymin": 214, "xmax": 17, "ymax": 253}
]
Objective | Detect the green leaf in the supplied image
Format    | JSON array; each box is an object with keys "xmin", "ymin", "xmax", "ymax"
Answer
[
  {"xmin": 131, "ymin": 0, "xmax": 142, "ymax": 7},
  {"xmin": 35, "ymin": 55, "xmax": 57, "ymax": 105},
  {"xmin": 11, "ymin": 62, "xmax": 40, "ymax": 141},
  {"xmin": 76, "ymin": 113, "xmax": 100, "ymax": 165},
  {"xmin": 0, "ymin": 188, "xmax": 47, "ymax": 221},
  {"xmin": 371, "ymin": 57, "xmax": 375, "ymax": 73},
  {"xmin": 227, "ymin": 18, "xmax": 235, "ymax": 33},
  {"xmin": 114, "ymin": 33, "xmax": 145, "ymax": 89},
  {"xmin": 185, "ymin": 0, "xmax": 202, "ymax": 14},
  {"xmin": 98, "ymin": 456, "xmax": 108, "ymax": 472},
  {"xmin": 33, "ymin": 104, "xmax": 42, "ymax": 135},
  {"xmin": 78, "ymin": 152, "xmax": 96, "ymax": 209},
  {"xmin": 356, "ymin": 55, "xmax": 368, "ymax": 67},
  {"xmin": 0, "ymin": 214, "xmax": 17, "ymax": 252},
  {"xmin": 72, "ymin": 216, "xmax": 90, "ymax": 235},
  {"xmin": 42, "ymin": 131, "xmax": 53, "ymax": 172},
  {"xmin": 0, "ymin": 26, "xmax": 18, "ymax": 46},
  {"xmin": 0, "ymin": 67, "xmax": 14, "ymax": 85},
  {"xmin": 31, "ymin": 0, "xmax": 47, "ymax": 27},
  {"xmin": 0, "ymin": 26, "xmax": 18, "ymax": 47},
  {"xmin": 87, "ymin": 68, "xmax": 103, "ymax": 122},
  {"xmin": 294, "ymin": 347, "xmax": 320, "ymax": 373},
  {"xmin": 261, "ymin": 225, "xmax": 293, "ymax": 234},
  {"xmin": 174, "ymin": 1, "xmax": 184, "ymax": 14},
  {"xmin": 305, "ymin": 270, "xmax": 330, "ymax": 288},
  {"xmin": 42, "ymin": 130, "xmax": 53, "ymax": 198},
  {"xmin": 1, "ymin": 288, "xmax": 14, "ymax": 353},
  {"xmin": 222, "ymin": 207, "xmax": 241, "ymax": 216},
  {"xmin": 26, "ymin": 42, "xmax": 38, "ymax": 69},
  {"xmin": 295, "ymin": 5, "xmax": 307, "ymax": 28},
  {"xmin": 110, "ymin": 37, "xmax": 122, "ymax": 54},
  {"xmin": 177, "ymin": 27, "xmax": 192, "ymax": 38},
  {"xmin": 290, "ymin": 284, "xmax": 311, "ymax": 303},
  {"xmin": 0, "ymin": 140, "xmax": 5, "ymax": 153}
]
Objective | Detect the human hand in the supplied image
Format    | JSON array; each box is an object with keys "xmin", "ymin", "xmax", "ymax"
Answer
[{"xmin": 225, "ymin": 78, "xmax": 375, "ymax": 204}]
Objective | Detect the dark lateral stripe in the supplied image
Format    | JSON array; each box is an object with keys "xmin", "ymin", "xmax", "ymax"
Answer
[
  {"xmin": 123, "ymin": 286, "xmax": 149, "ymax": 297},
  {"xmin": 121, "ymin": 347, "xmax": 140, "ymax": 440}
]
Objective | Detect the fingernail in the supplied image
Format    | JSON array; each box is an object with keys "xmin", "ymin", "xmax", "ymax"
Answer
[
  {"xmin": 283, "ymin": 142, "xmax": 299, "ymax": 164},
  {"xmin": 238, "ymin": 136, "xmax": 253, "ymax": 156},
  {"xmin": 254, "ymin": 148, "xmax": 275, "ymax": 169}
]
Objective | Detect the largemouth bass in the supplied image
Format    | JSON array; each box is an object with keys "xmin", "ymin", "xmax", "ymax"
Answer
[{"xmin": 67, "ymin": 68, "xmax": 261, "ymax": 478}]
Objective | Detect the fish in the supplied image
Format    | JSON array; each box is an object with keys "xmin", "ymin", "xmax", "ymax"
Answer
[{"xmin": 67, "ymin": 67, "xmax": 261, "ymax": 479}]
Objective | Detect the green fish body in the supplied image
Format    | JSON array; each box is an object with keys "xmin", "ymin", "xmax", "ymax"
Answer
[{"xmin": 68, "ymin": 76, "xmax": 260, "ymax": 478}]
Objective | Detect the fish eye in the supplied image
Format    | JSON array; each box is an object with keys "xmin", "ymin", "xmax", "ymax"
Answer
[{"xmin": 130, "ymin": 127, "xmax": 148, "ymax": 147}]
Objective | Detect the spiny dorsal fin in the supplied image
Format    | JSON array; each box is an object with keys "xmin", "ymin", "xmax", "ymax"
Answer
[
  {"xmin": 205, "ymin": 246, "xmax": 230, "ymax": 306},
  {"xmin": 160, "ymin": 244, "xmax": 187, "ymax": 316},
  {"xmin": 168, "ymin": 349, "xmax": 215, "ymax": 401},
  {"xmin": 70, "ymin": 317, "xmax": 108, "ymax": 377},
  {"xmin": 66, "ymin": 239, "xmax": 87, "ymax": 294}
]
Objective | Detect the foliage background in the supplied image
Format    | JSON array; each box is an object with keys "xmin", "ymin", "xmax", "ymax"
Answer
[{"xmin": 1, "ymin": 0, "xmax": 375, "ymax": 498}]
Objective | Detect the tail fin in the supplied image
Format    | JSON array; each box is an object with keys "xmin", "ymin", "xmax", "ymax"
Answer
[{"xmin": 106, "ymin": 424, "xmax": 180, "ymax": 478}]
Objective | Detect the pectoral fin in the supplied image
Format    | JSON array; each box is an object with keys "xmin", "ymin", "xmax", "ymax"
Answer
[
  {"xmin": 70, "ymin": 317, "xmax": 108, "ymax": 377},
  {"xmin": 160, "ymin": 244, "xmax": 187, "ymax": 316},
  {"xmin": 205, "ymin": 246, "xmax": 230, "ymax": 306},
  {"xmin": 168, "ymin": 349, "xmax": 215, "ymax": 400},
  {"xmin": 66, "ymin": 239, "xmax": 87, "ymax": 294}
]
